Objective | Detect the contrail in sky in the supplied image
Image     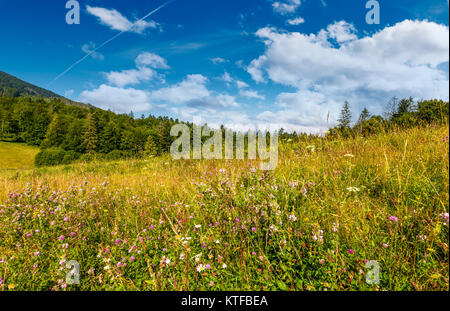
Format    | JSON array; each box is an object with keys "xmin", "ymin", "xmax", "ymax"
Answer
[{"xmin": 48, "ymin": 0, "xmax": 175, "ymax": 86}]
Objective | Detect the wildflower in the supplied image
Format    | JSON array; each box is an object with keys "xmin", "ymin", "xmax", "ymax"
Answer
[
  {"xmin": 104, "ymin": 265, "xmax": 110, "ymax": 271},
  {"xmin": 115, "ymin": 239, "xmax": 121, "ymax": 246},
  {"xmin": 205, "ymin": 264, "xmax": 211, "ymax": 270},
  {"xmin": 347, "ymin": 187, "xmax": 360, "ymax": 192},
  {"xmin": 58, "ymin": 236, "xmax": 65, "ymax": 241},
  {"xmin": 348, "ymin": 249, "xmax": 354, "ymax": 255},
  {"xmin": 222, "ymin": 263, "xmax": 227, "ymax": 269},
  {"xmin": 196, "ymin": 264, "xmax": 205, "ymax": 273},
  {"xmin": 8, "ymin": 284, "xmax": 15, "ymax": 290},
  {"xmin": 319, "ymin": 259, "xmax": 325, "ymax": 265},
  {"xmin": 288, "ymin": 214, "xmax": 297, "ymax": 222},
  {"xmin": 251, "ymin": 227, "xmax": 257, "ymax": 232},
  {"xmin": 209, "ymin": 281, "xmax": 214, "ymax": 287},
  {"xmin": 194, "ymin": 253, "xmax": 202, "ymax": 262},
  {"xmin": 179, "ymin": 253, "xmax": 186, "ymax": 260},
  {"xmin": 332, "ymin": 222, "xmax": 339, "ymax": 232},
  {"xmin": 382, "ymin": 243, "xmax": 389, "ymax": 248},
  {"xmin": 418, "ymin": 235, "xmax": 427, "ymax": 241},
  {"xmin": 34, "ymin": 251, "xmax": 40, "ymax": 257},
  {"xmin": 440, "ymin": 212, "xmax": 449, "ymax": 226},
  {"xmin": 388, "ymin": 216, "xmax": 398, "ymax": 223},
  {"xmin": 194, "ymin": 224, "xmax": 202, "ymax": 229},
  {"xmin": 129, "ymin": 256, "xmax": 135, "ymax": 262}
]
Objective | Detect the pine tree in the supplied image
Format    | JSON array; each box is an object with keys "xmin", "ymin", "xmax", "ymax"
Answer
[
  {"xmin": 99, "ymin": 121, "xmax": 121, "ymax": 153},
  {"xmin": 41, "ymin": 114, "xmax": 68, "ymax": 148},
  {"xmin": 64, "ymin": 119, "xmax": 85, "ymax": 153},
  {"xmin": 359, "ymin": 108, "xmax": 371, "ymax": 122},
  {"xmin": 145, "ymin": 134, "xmax": 159, "ymax": 156},
  {"xmin": 82, "ymin": 113, "xmax": 98, "ymax": 153},
  {"xmin": 337, "ymin": 101, "xmax": 352, "ymax": 129}
]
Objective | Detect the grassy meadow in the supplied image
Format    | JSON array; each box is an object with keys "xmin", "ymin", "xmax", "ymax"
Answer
[
  {"xmin": 0, "ymin": 125, "xmax": 448, "ymax": 291},
  {"xmin": 0, "ymin": 142, "xmax": 39, "ymax": 170}
]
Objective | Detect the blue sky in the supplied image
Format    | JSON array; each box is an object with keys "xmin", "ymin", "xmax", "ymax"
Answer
[{"xmin": 0, "ymin": 0, "xmax": 448, "ymax": 132}]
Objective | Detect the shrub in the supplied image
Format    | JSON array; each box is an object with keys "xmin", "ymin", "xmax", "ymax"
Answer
[{"xmin": 34, "ymin": 148, "xmax": 67, "ymax": 167}]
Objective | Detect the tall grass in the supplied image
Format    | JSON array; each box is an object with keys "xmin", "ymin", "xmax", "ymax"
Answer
[{"xmin": 0, "ymin": 125, "xmax": 448, "ymax": 291}]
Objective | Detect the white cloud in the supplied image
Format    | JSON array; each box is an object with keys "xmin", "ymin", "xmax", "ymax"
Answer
[
  {"xmin": 80, "ymin": 84, "xmax": 151, "ymax": 113},
  {"xmin": 151, "ymin": 74, "xmax": 240, "ymax": 110},
  {"xmin": 151, "ymin": 74, "xmax": 211, "ymax": 104},
  {"xmin": 239, "ymin": 89, "xmax": 265, "ymax": 100},
  {"xmin": 219, "ymin": 72, "xmax": 233, "ymax": 83},
  {"xmin": 105, "ymin": 52, "xmax": 168, "ymax": 87},
  {"xmin": 106, "ymin": 67, "xmax": 158, "ymax": 88},
  {"xmin": 287, "ymin": 17, "xmax": 305, "ymax": 25},
  {"xmin": 272, "ymin": 0, "xmax": 302, "ymax": 15},
  {"xmin": 86, "ymin": 5, "xmax": 158, "ymax": 34},
  {"xmin": 326, "ymin": 21, "xmax": 357, "ymax": 43},
  {"xmin": 82, "ymin": 42, "xmax": 104, "ymax": 60},
  {"xmin": 236, "ymin": 80, "xmax": 249, "ymax": 89},
  {"xmin": 247, "ymin": 20, "xmax": 449, "ymax": 131},
  {"xmin": 210, "ymin": 57, "xmax": 228, "ymax": 64},
  {"xmin": 135, "ymin": 52, "xmax": 169, "ymax": 69}
]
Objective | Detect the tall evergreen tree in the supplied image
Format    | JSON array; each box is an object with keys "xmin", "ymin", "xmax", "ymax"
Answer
[
  {"xmin": 98, "ymin": 121, "xmax": 121, "ymax": 153},
  {"xmin": 359, "ymin": 108, "xmax": 371, "ymax": 123},
  {"xmin": 41, "ymin": 114, "xmax": 69, "ymax": 148},
  {"xmin": 338, "ymin": 101, "xmax": 352, "ymax": 129},
  {"xmin": 82, "ymin": 113, "xmax": 98, "ymax": 153},
  {"xmin": 64, "ymin": 119, "xmax": 85, "ymax": 153}
]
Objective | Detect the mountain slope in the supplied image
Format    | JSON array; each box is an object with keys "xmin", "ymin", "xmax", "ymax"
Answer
[{"xmin": 0, "ymin": 70, "xmax": 89, "ymax": 108}]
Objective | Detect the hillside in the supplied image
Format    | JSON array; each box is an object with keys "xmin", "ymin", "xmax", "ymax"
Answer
[{"xmin": 0, "ymin": 70, "xmax": 89, "ymax": 108}]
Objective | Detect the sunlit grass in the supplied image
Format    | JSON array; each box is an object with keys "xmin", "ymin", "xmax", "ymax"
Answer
[
  {"xmin": 0, "ymin": 124, "xmax": 448, "ymax": 291},
  {"xmin": 0, "ymin": 141, "xmax": 39, "ymax": 170}
]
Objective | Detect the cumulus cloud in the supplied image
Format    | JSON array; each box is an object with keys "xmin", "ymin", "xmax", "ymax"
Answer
[
  {"xmin": 80, "ymin": 84, "xmax": 151, "ymax": 113},
  {"xmin": 105, "ymin": 52, "xmax": 168, "ymax": 87},
  {"xmin": 287, "ymin": 17, "xmax": 305, "ymax": 25},
  {"xmin": 272, "ymin": 0, "xmax": 302, "ymax": 15},
  {"xmin": 151, "ymin": 74, "xmax": 240, "ymax": 110},
  {"xmin": 86, "ymin": 5, "xmax": 158, "ymax": 34},
  {"xmin": 325, "ymin": 21, "xmax": 357, "ymax": 43},
  {"xmin": 151, "ymin": 74, "xmax": 210, "ymax": 104},
  {"xmin": 247, "ymin": 20, "xmax": 449, "ymax": 131},
  {"xmin": 136, "ymin": 52, "xmax": 169, "ymax": 69}
]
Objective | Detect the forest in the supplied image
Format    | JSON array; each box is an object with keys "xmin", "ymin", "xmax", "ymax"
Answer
[{"xmin": 0, "ymin": 95, "xmax": 448, "ymax": 167}]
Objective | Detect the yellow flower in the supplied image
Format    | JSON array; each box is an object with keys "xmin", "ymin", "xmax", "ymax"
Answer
[{"xmin": 8, "ymin": 284, "xmax": 15, "ymax": 290}]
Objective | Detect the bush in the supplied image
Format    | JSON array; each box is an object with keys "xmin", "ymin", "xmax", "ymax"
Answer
[
  {"xmin": 34, "ymin": 148, "xmax": 67, "ymax": 167},
  {"xmin": 62, "ymin": 150, "xmax": 81, "ymax": 164}
]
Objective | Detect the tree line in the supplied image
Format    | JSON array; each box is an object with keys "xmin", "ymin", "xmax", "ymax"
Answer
[{"xmin": 0, "ymin": 95, "xmax": 448, "ymax": 167}]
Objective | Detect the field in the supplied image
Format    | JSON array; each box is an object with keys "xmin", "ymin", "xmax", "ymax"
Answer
[
  {"xmin": 0, "ymin": 125, "xmax": 448, "ymax": 291},
  {"xmin": 0, "ymin": 141, "xmax": 39, "ymax": 170}
]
